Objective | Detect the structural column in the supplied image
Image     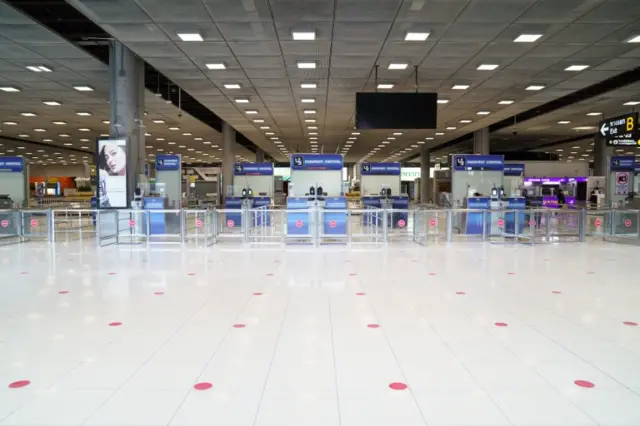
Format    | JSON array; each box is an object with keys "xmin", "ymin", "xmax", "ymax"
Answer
[
  {"xmin": 473, "ymin": 128, "xmax": 490, "ymax": 155},
  {"xmin": 222, "ymin": 122, "xmax": 236, "ymax": 199},
  {"xmin": 420, "ymin": 146, "xmax": 431, "ymax": 203},
  {"xmin": 255, "ymin": 148, "xmax": 265, "ymax": 163},
  {"xmin": 593, "ymin": 134, "xmax": 608, "ymax": 177},
  {"xmin": 109, "ymin": 41, "xmax": 145, "ymax": 205}
]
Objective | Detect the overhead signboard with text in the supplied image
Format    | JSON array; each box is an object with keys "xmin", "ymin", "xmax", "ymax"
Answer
[{"xmin": 599, "ymin": 112, "xmax": 638, "ymax": 147}]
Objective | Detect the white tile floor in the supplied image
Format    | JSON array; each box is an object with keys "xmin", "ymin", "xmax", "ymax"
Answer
[{"xmin": 1, "ymin": 240, "xmax": 640, "ymax": 426}]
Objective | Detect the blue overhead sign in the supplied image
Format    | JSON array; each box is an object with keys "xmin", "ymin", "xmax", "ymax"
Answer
[
  {"xmin": 234, "ymin": 162, "xmax": 274, "ymax": 176},
  {"xmin": 504, "ymin": 164, "xmax": 525, "ymax": 176},
  {"xmin": 0, "ymin": 157, "xmax": 24, "ymax": 172},
  {"xmin": 291, "ymin": 154, "xmax": 343, "ymax": 171},
  {"xmin": 453, "ymin": 155, "xmax": 504, "ymax": 171},
  {"xmin": 361, "ymin": 162, "xmax": 401, "ymax": 176},
  {"xmin": 155, "ymin": 154, "xmax": 180, "ymax": 171},
  {"xmin": 635, "ymin": 163, "xmax": 640, "ymax": 173},
  {"xmin": 610, "ymin": 156, "xmax": 635, "ymax": 171}
]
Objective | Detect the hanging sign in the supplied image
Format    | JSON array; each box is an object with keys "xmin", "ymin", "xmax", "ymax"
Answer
[
  {"xmin": 600, "ymin": 112, "xmax": 639, "ymax": 147},
  {"xmin": 361, "ymin": 162, "xmax": 401, "ymax": 176},
  {"xmin": 234, "ymin": 162, "xmax": 274, "ymax": 176},
  {"xmin": 291, "ymin": 154, "xmax": 343, "ymax": 171},
  {"xmin": 452, "ymin": 155, "xmax": 504, "ymax": 171}
]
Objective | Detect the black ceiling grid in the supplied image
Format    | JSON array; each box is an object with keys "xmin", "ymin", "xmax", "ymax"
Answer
[
  {"xmin": 404, "ymin": 65, "xmax": 640, "ymax": 162},
  {"xmin": 5, "ymin": 0, "xmax": 270, "ymax": 161}
]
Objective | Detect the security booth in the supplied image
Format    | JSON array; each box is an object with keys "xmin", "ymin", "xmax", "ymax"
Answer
[
  {"xmin": 360, "ymin": 162, "xmax": 409, "ymax": 228},
  {"xmin": 286, "ymin": 154, "xmax": 346, "ymax": 241},
  {"xmin": 0, "ymin": 157, "xmax": 27, "ymax": 244},
  {"xmin": 225, "ymin": 162, "xmax": 274, "ymax": 228}
]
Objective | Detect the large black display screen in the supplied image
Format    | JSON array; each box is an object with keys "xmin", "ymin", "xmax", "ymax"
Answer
[{"xmin": 355, "ymin": 92, "xmax": 438, "ymax": 129}]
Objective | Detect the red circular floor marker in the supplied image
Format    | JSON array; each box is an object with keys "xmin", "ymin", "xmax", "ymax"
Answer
[
  {"xmin": 456, "ymin": 291, "xmax": 466, "ymax": 295},
  {"xmin": 623, "ymin": 321, "xmax": 638, "ymax": 326},
  {"xmin": 495, "ymin": 322, "xmax": 508, "ymax": 327},
  {"xmin": 108, "ymin": 272, "xmax": 116, "ymax": 275},
  {"xmin": 574, "ymin": 380, "xmax": 595, "ymax": 388},
  {"xmin": 355, "ymin": 292, "xmax": 366, "ymax": 296},
  {"xmin": 552, "ymin": 290, "xmax": 562, "ymax": 294},
  {"xmin": 0, "ymin": 219, "xmax": 8, "ymax": 228},
  {"xmin": 329, "ymin": 220, "xmax": 336, "ymax": 228},
  {"xmin": 266, "ymin": 273, "xmax": 274, "ymax": 276},
  {"xmin": 367, "ymin": 324, "xmax": 380, "ymax": 328},
  {"xmin": 389, "ymin": 382, "xmax": 408, "ymax": 390},
  {"xmin": 397, "ymin": 219, "xmax": 406, "ymax": 228},
  {"xmin": 108, "ymin": 322, "xmax": 122, "ymax": 327},
  {"xmin": 187, "ymin": 273, "xmax": 196, "ymax": 276},
  {"xmin": 153, "ymin": 291, "xmax": 164, "ymax": 295},
  {"xmin": 8, "ymin": 380, "xmax": 30, "ymax": 389},
  {"xmin": 586, "ymin": 271, "xmax": 595, "ymax": 275},
  {"xmin": 233, "ymin": 324, "xmax": 246, "ymax": 328},
  {"xmin": 227, "ymin": 219, "xmax": 234, "ymax": 228},
  {"xmin": 253, "ymin": 292, "xmax": 263, "ymax": 296},
  {"xmin": 194, "ymin": 382, "xmax": 212, "ymax": 391},
  {"xmin": 349, "ymin": 273, "xmax": 356, "ymax": 276},
  {"xmin": 507, "ymin": 272, "xmax": 516, "ymax": 275},
  {"xmin": 428, "ymin": 272, "xmax": 436, "ymax": 276},
  {"xmin": 58, "ymin": 290, "xmax": 69, "ymax": 294}
]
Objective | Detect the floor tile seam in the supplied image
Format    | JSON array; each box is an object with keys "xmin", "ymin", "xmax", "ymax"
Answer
[
  {"xmin": 359, "ymin": 275, "xmax": 431, "ymax": 426},
  {"xmin": 250, "ymin": 293, "xmax": 292, "ymax": 426},
  {"xmin": 164, "ymin": 292, "xmax": 260, "ymax": 426},
  {"xmin": 80, "ymin": 290, "xmax": 238, "ymax": 426},
  {"xmin": 327, "ymin": 295, "xmax": 342, "ymax": 426}
]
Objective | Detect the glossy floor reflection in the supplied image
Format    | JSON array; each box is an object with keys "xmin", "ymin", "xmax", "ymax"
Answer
[{"xmin": 1, "ymin": 241, "xmax": 640, "ymax": 426}]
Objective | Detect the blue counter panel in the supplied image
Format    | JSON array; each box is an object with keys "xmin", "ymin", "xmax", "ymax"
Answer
[
  {"xmin": 466, "ymin": 197, "xmax": 490, "ymax": 235},
  {"xmin": 286, "ymin": 197, "xmax": 310, "ymax": 235},
  {"xmin": 391, "ymin": 196, "xmax": 409, "ymax": 229},
  {"xmin": 323, "ymin": 197, "xmax": 347, "ymax": 235},
  {"xmin": 505, "ymin": 197, "xmax": 526, "ymax": 234},
  {"xmin": 144, "ymin": 197, "xmax": 166, "ymax": 234},
  {"xmin": 225, "ymin": 197, "xmax": 243, "ymax": 228}
]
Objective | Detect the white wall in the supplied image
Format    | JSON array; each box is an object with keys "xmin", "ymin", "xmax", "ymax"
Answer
[
  {"xmin": 291, "ymin": 170, "xmax": 342, "ymax": 196},
  {"xmin": 29, "ymin": 164, "xmax": 89, "ymax": 178},
  {"xmin": 511, "ymin": 161, "xmax": 589, "ymax": 178},
  {"xmin": 361, "ymin": 175, "xmax": 401, "ymax": 196}
]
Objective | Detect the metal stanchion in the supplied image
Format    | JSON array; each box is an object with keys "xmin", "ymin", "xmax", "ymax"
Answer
[
  {"xmin": 545, "ymin": 210, "xmax": 551, "ymax": 241},
  {"xmin": 578, "ymin": 208, "xmax": 586, "ymax": 242},
  {"xmin": 446, "ymin": 210, "xmax": 453, "ymax": 243}
]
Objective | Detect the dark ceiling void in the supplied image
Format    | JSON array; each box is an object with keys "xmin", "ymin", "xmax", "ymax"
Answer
[
  {"xmin": 5, "ymin": 0, "xmax": 268, "ymax": 160},
  {"xmin": 404, "ymin": 65, "xmax": 640, "ymax": 162},
  {"xmin": 0, "ymin": 135, "xmax": 91, "ymax": 155}
]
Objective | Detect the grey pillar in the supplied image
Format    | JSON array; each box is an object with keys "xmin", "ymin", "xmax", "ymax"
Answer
[
  {"xmin": 255, "ymin": 148, "xmax": 265, "ymax": 163},
  {"xmin": 109, "ymin": 41, "xmax": 145, "ymax": 206},
  {"xmin": 593, "ymin": 134, "xmax": 608, "ymax": 177},
  {"xmin": 420, "ymin": 147, "xmax": 430, "ymax": 203},
  {"xmin": 473, "ymin": 128, "xmax": 490, "ymax": 155},
  {"xmin": 222, "ymin": 122, "xmax": 235, "ymax": 199}
]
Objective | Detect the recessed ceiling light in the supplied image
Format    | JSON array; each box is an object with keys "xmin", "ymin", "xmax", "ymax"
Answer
[
  {"xmin": 177, "ymin": 32, "xmax": 203, "ymax": 41},
  {"xmin": 43, "ymin": 101, "xmax": 61, "ymax": 106},
  {"xmin": 460, "ymin": 119, "xmax": 472, "ymax": 123},
  {"xmin": 308, "ymin": 126, "xmax": 318, "ymax": 130},
  {"xmin": 292, "ymin": 31, "xmax": 316, "ymax": 41},
  {"xmin": 623, "ymin": 101, "xmax": 640, "ymax": 106},
  {"xmin": 387, "ymin": 137, "xmax": 395, "ymax": 140},
  {"xmin": 169, "ymin": 127, "xmax": 180, "ymax": 130},
  {"xmin": 224, "ymin": 83, "xmax": 241, "ymax": 89},
  {"xmin": 586, "ymin": 112, "xmax": 602, "ymax": 116},
  {"xmin": 235, "ymin": 98, "xmax": 250, "ymax": 104},
  {"xmin": 309, "ymin": 132, "xmax": 318, "ymax": 135},
  {"xmin": 301, "ymin": 98, "xmax": 315, "ymax": 103},
  {"xmin": 573, "ymin": 126, "xmax": 596, "ymax": 130},
  {"xmin": 377, "ymin": 84, "xmax": 394, "ymax": 89},
  {"xmin": 393, "ymin": 132, "xmax": 403, "ymax": 136},
  {"xmin": 388, "ymin": 63, "xmax": 408, "ymax": 70},
  {"xmin": 76, "ymin": 112, "xmax": 92, "ymax": 116},
  {"xmin": 152, "ymin": 119, "xmax": 166, "ymax": 124},
  {"xmin": 514, "ymin": 34, "xmax": 543, "ymax": 43},
  {"xmin": 526, "ymin": 85, "xmax": 545, "ymax": 91},
  {"xmin": 42, "ymin": 139, "xmax": 52, "ymax": 142},
  {"xmin": 426, "ymin": 137, "xmax": 434, "ymax": 140},
  {"xmin": 18, "ymin": 134, "xmax": 29, "ymax": 138},
  {"xmin": 477, "ymin": 64, "xmax": 499, "ymax": 71},
  {"xmin": 73, "ymin": 85, "xmax": 94, "ymax": 92},
  {"xmin": 205, "ymin": 63, "xmax": 226, "ymax": 70},
  {"xmin": 437, "ymin": 99, "xmax": 449, "ymax": 104},
  {"xmin": 20, "ymin": 112, "xmax": 37, "ymax": 117},
  {"xmin": 452, "ymin": 85, "xmax": 469, "ymax": 90},
  {"xmin": 558, "ymin": 121, "xmax": 571, "ymax": 124},
  {"xmin": 301, "ymin": 83, "xmax": 317, "ymax": 89},
  {"xmin": 59, "ymin": 133, "xmax": 70, "ymax": 137},
  {"xmin": 78, "ymin": 128, "xmax": 91, "ymax": 132},
  {"xmin": 305, "ymin": 119, "xmax": 316, "ymax": 123},
  {"xmin": 0, "ymin": 86, "xmax": 20, "ymax": 92},
  {"xmin": 260, "ymin": 126, "xmax": 270, "ymax": 129},
  {"xmin": 100, "ymin": 133, "xmax": 109, "ymax": 137},
  {"xmin": 626, "ymin": 35, "xmax": 640, "ymax": 43},
  {"xmin": 381, "ymin": 141, "xmax": 390, "ymax": 144},
  {"xmin": 182, "ymin": 132, "xmax": 192, "ymax": 136},
  {"xmin": 265, "ymin": 132, "xmax": 274, "ymax": 135},
  {"xmin": 63, "ymin": 143, "xmax": 73, "ymax": 146},
  {"xmin": 80, "ymin": 138, "xmax": 89, "ymax": 142},
  {"xmin": 477, "ymin": 111, "xmax": 491, "ymax": 115},
  {"xmin": 297, "ymin": 61, "xmax": 316, "ymax": 69},
  {"xmin": 194, "ymin": 137, "xmax": 203, "ymax": 141},
  {"xmin": 33, "ymin": 128, "xmax": 46, "ymax": 132},
  {"xmin": 435, "ymin": 132, "xmax": 445, "ymax": 136},
  {"xmin": 3, "ymin": 121, "xmax": 18, "ymax": 125},
  {"xmin": 303, "ymin": 109, "xmax": 316, "ymax": 114},
  {"xmin": 498, "ymin": 100, "xmax": 514, "ymax": 105},
  {"xmin": 145, "ymin": 133, "xmax": 152, "ymax": 137},
  {"xmin": 245, "ymin": 109, "xmax": 258, "ymax": 114},
  {"xmin": 102, "ymin": 120, "xmax": 110, "ymax": 124},
  {"xmin": 405, "ymin": 32, "xmax": 430, "ymax": 41},
  {"xmin": 565, "ymin": 65, "xmax": 589, "ymax": 72},
  {"xmin": 446, "ymin": 126, "xmax": 457, "ymax": 130}
]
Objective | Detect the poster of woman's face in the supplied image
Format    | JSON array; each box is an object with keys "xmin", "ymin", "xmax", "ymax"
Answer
[{"xmin": 97, "ymin": 139, "xmax": 128, "ymax": 208}]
